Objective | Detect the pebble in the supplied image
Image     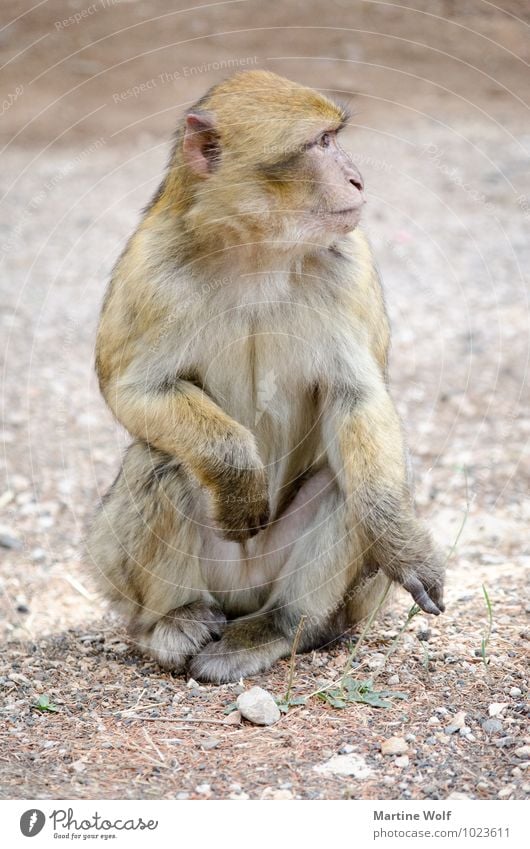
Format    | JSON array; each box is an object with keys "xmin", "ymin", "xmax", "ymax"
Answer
[
  {"xmin": 447, "ymin": 791, "xmax": 471, "ymax": 800},
  {"xmin": 0, "ymin": 532, "xmax": 22, "ymax": 550},
  {"xmin": 314, "ymin": 753, "xmax": 373, "ymax": 778},
  {"xmin": 509, "ymin": 687, "xmax": 522, "ymax": 698},
  {"xmin": 225, "ymin": 709, "xmax": 242, "ymax": 726},
  {"xmin": 495, "ymin": 736, "xmax": 516, "ymax": 749},
  {"xmin": 175, "ymin": 792, "xmax": 189, "ymax": 800},
  {"xmin": 381, "ymin": 737, "xmax": 408, "ymax": 756},
  {"xmin": 482, "ymin": 719, "xmax": 503, "ymax": 734},
  {"xmin": 428, "ymin": 716, "xmax": 440, "ymax": 725},
  {"xmin": 229, "ymin": 791, "xmax": 250, "ymax": 800},
  {"xmin": 31, "ymin": 548, "xmax": 46, "ymax": 562},
  {"xmin": 195, "ymin": 783, "xmax": 211, "ymax": 795},
  {"xmin": 435, "ymin": 706, "xmax": 449, "ymax": 717},
  {"xmin": 236, "ymin": 687, "xmax": 280, "ymax": 726},
  {"xmin": 9, "ymin": 672, "xmax": 31, "ymax": 686},
  {"xmin": 499, "ymin": 785, "xmax": 515, "ymax": 799},
  {"xmin": 261, "ymin": 788, "xmax": 294, "ymax": 800},
  {"xmin": 488, "ymin": 702, "xmax": 508, "ymax": 717},
  {"xmin": 339, "ymin": 743, "xmax": 355, "ymax": 754},
  {"xmin": 445, "ymin": 710, "xmax": 467, "ymax": 735},
  {"xmin": 514, "ymin": 746, "xmax": 530, "ymax": 759},
  {"xmin": 201, "ymin": 737, "xmax": 221, "ymax": 751},
  {"xmin": 395, "ymin": 755, "xmax": 410, "ymax": 768},
  {"xmin": 186, "ymin": 678, "xmax": 200, "ymax": 689},
  {"xmin": 405, "ymin": 734, "xmax": 416, "ymax": 742},
  {"xmin": 388, "ymin": 674, "xmax": 400, "ymax": 685},
  {"xmin": 366, "ymin": 652, "xmax": 386, "ymax": 670}
]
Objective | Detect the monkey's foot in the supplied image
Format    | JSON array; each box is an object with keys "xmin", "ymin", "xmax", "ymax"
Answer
[
  {"xmin": 188, "ymin": 617, "xmax": 291, "ymax": 684},
  {"xmin": 135, "ymin": 602, "xmax": 226, "ymax": 673}
]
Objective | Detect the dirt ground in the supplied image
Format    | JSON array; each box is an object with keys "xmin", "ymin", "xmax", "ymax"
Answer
[{"xmin": 0, "ymin": 0, "xmax": 529, "ymax": 800}]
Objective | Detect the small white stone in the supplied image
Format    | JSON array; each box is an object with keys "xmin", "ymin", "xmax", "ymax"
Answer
[
  {"xmin": 314, "ymin": 753, "xmax": 373, "ymax": 778},
  {"xmin": 236, "ymin": 686, "xmax": 280, "ymax": 726},
  {"xmin": 186, "ymin": 678, "xmax": 200, "ymax": 689},
  {"xmin": 195, "ymin": 783, "xmax": 211, "ymax": 795},
  {"xmin": 261, "ymin": 788, "xmax": 293, "ymax": 800},
  {"xmin": 452, "ymin": 710, "xmax": 467, "ymax": 728},
  {"xmin": 514, "ymin": 746, "xmax": 530, "ymax": 759},
  {"xmin": 499, "ymin": 785, "xmax": 515, "ymax": 799},
  {"xmin": 225, "ymin": 709, "xmax": 242, "ymax": 726},
  {"xmin": 388, "ymin": 674, "xmax": 400, "ymax": 685},
  {"xmin": 509, "ymin": 687, "xmax": 522, "ymax": 698},
  {"xmin": 489, "ymin": 702, "xmax": 508, "ymax": 717},
  {"xmin": 447, "ymin": 791, "xmax": 470, "ymax": 800},
  {"xmin": 366, "ymin": 652, "xmax": 386, "ymax": 670},
  {"xmin": 428, "ymin": 716, "xmax": 440, "ymax": 725},
  {"xmin": 395, "ymin": 755, "xmax": 410, "ymax": 768},
  {"xmin": 381, "ymin": 737, "xmax": 408, "ymax": 756}
]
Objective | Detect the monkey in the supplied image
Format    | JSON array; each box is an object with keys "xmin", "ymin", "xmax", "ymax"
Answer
[{"xmin": 87, "ymin": 70, "xmax": 445, "ymax": 683}]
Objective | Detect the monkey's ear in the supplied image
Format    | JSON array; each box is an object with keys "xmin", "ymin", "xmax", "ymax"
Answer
[{"xmin": 182, "ymin": 112, "xmax": 220, "ymax": 177}]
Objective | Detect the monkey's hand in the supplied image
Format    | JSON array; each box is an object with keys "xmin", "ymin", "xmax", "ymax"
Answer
[
  {"xmin": 372, "ymin": 518, "xmax": 446, "ymax": 616},
  {"xmin": 208, "ymin": 450, "xmax": 270, "ymax": 543}
]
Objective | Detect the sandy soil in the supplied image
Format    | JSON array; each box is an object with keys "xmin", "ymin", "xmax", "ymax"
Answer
[{"xmin": 0, "ymin": 0, "xmax": 528, "ymax": 800}]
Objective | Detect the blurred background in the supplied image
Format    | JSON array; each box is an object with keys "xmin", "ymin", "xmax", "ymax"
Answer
[{"xmin": 0, "ymin": 0, "xmax": 528, "ymax": 800}]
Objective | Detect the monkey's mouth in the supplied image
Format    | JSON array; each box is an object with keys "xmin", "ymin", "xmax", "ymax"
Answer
[{"xmin": 330, "ymin": 206, "xmax": 362, "ymax": 215}]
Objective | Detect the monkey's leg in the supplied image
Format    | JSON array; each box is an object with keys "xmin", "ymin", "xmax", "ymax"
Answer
[
  {"xmin": 189, "ymin": 468, "xmax": 373, "ymax": 683},
  {"xmin": 87, "ymin": 440, "xmax": 226, "ymax": 671}
]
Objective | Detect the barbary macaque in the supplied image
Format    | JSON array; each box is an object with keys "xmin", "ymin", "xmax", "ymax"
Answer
[{"xmin": 87, "ymin": 71, "xmax": 445, "ymax": 682}]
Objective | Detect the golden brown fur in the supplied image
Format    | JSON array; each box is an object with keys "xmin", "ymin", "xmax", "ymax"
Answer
[{"xmin": 87, "ymin": 71, "xmax": 444, "ymax": 682}]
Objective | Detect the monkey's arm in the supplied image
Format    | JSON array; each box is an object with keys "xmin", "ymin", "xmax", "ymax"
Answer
[
  {"xmin": 96, "ymin": 264, "xmax": 268, "ymax": 540},
  {"xmin": 102, "ymin": 373, "xmax": 269, "ymax": 541},
  {"xmin": 323, "ymin": 375, "xmax": 445, "ymax": 616}
]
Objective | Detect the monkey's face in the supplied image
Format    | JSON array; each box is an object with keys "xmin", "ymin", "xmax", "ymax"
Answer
[
  {"xmin": 179, "ymin": 71, "xmax": 365, "ymax": 252},
  {"xmin": 264, "ymin": 128, "xmax": 365, "ymax": 243}
]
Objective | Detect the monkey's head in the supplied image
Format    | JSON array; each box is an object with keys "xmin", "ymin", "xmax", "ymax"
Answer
[{"xmin": 173, "ymin": 71, "xmax": 365, "ymax": 254}]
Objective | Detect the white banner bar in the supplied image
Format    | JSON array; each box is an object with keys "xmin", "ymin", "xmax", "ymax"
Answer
[{"xmin": 1, "ymin": 799, "xmax": 527, "ymax": 847}]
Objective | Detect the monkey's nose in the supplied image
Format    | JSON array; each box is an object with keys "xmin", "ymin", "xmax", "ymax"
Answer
[{"xmin": 349, "ymin": 171, "xmax": 364, "ymax": 193}]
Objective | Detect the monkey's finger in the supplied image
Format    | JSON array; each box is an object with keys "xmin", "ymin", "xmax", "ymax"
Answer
[{"xmin": 402, "ymin": 577, "xmax": 441, "ymax": 616}]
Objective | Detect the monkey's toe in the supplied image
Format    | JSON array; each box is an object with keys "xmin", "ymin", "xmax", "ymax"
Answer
[
  {"xmin": 188, "ymin": 624, "xmax": 290, "ymax": 684},
  {"xmin": 136, "ymin": 602, "xmax": 227, "ymax": 672}
]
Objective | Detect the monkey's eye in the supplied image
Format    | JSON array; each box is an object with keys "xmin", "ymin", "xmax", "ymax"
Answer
[{"xmin": 318, "ymin": 133, "xmax": 332, "ymax": 148}]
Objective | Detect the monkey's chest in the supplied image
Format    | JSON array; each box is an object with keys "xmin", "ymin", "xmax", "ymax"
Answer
[{"xmin": 200, "ymin": 330, "xmax": 321, "ymax": 508}]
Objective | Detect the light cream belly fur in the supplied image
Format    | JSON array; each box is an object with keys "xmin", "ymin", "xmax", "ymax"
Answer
[
  {"xmin": 199, "ymin": 466, "xmax": 336, "ymax": 617},
  {"xmin": 184, "ymin": 284, "xmax": 339, "ymax": 615}
]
